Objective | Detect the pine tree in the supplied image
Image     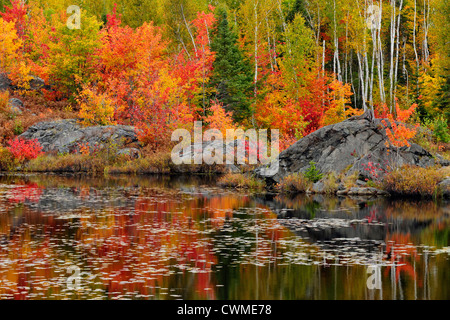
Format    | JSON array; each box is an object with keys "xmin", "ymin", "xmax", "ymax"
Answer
[
  {"xmin": 432, "ymin": 70, "xmax": 450, "ymax": 124},
  {"xmin": 209, "ymin": 7, "xmax": 253, "ymax": 123}
]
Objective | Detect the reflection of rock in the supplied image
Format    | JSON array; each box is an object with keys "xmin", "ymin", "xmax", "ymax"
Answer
[
  {"xmin": 255, "ymin": 118, "xmax": 448, "ymax": 184},
  {"xmin": 256, "ymin": 194, "xmax": 437, "ymax": 238},
  {"xmin": 24, "ymin": 187, "xmax": 137, "ymax": 214},
  {"xmin": 20, "ymin": 119, "xmax": 139, "ymax": 154},
  {"xmin": 278, "ymin": 218, "xmax": 386, "ymax": 242}
]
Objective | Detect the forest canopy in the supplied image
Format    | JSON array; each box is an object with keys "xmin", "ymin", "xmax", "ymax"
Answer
[{"xmin": 0, "ymin": 0, "xmax": 448, "ymax": 151}]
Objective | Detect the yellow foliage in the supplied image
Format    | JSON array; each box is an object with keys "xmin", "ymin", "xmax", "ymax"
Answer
[
  {"xmin": 0, "ymin": 18, "xmax": 32, "ymax": 89},
  {"xmin": 77, "ymin": 86, "xmax": 116, "ymax": 126},
  {"xmin": 277, "ymin": 172, "xmax": 311, "ymax": 193},
  {"xmin": 322, "ymin": 79, "xmax": 359, "ymax": 126},
  {"xmin": 419, "ymin": 69, "xmax": 445, "ymax": 117},
  {"xmin": 0, "ymin": 91, "xmax": 10, "ymax": 113},
  {"xmin": 383, "ymin": 165, "xmax": 444, "ymax": 197},
  {"xmin": 0, "ymin": 18, "xmax": 22, "ymax": 72}
]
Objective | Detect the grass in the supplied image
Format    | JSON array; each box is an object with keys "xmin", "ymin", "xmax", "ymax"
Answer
[
  {"xmin": 23, "ymin": 150, "xmax": 231, "ymax": 175},
  {"xmin": 218, "ymin": 173, "xmax": 266, "ymax": 191},
  {"xmin": 341, "ymin": 170, "xmax": 360, "ymax": 189},
  {"xmin": 0, "ymin": 146, "xmax": 14, "ymax": 171},
  {"xmin": 277, "ymin": 172, "xmax": 311, "ymax": 194},
  {"xmin": 26, "ymin": 153, "xmax": 109, "ymax": 173},
  {"xmin": 322, "ymin": 172, "xmax": 339, "ymax": 194},
  {"xmin": 382, "ymin": 165, "xmax": 449, "ymax": 198}
]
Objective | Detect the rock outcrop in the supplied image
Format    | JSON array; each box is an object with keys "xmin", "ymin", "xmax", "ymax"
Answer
[
  {"xmin": 8, "ymin": 98, "xmax": 24, "ymax": 114},
  {"xmin": 20, "ymin": 119, "xmax": 139, "ymax": 154},
  {"xmin": 0, "ymin": 73, "xmax": 47, "ymax": 92},
  {"xmin": 255, "ymin": 117, "xmax": 449, "ymax": 184},
  {"xmin": 438, "ymin": 178, "xmax": 450, "ymax": 198},
  {"xmin": 0, "ymin": 73, "xmax": 12, "ymax": 91}
]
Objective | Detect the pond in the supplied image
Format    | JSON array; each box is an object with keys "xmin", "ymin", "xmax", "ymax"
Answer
[{"xmin": 0, "ymin": 173, "xmax": 448, "ymax": 300}]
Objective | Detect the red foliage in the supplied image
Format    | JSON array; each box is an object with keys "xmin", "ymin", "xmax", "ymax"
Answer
[
  {"xmin": 0, "ymin": 0, "xmax": 28, "ymax": 39},
  {"xmin": 106, "ymin": 3, "xmax": 122, "ymax": 29},
  {"xmin": 7, "ymin": 138, "xmax": 44, "ymax": 162}
]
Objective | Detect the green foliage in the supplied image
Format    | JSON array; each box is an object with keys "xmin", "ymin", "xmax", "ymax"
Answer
[
  {"xmin": 47, "ymin": 10, "xmax": 102, "ymax": 96},
  {"xmin": 432, "ymin": 73, "xmax": 450, "ymax": 121},
  {"xmin": 279, "ymin": 13, "xmax": 315, "ymax": 99},
  {"xmin": 305, "ymin": 161, "xmax": 323, "ymax": 183},
  {"xmin": 323, "ymin": 172, "xmax": 338, "ymax": 194},
  {"xmin": 433, "ymin": 115, "xmax": 450, "ymax": 143},
  {"xmin": 424, "ymin": 115, "xmax": 450, "ymax": 143},
  {"xmin": 209, "ymin": 7, "xmax": 253, "ymax": 122},
  {"xmin": 13, "ymin": 119, "xmax": 23, "ymax": 135},
  {"xmin": 285, "ymin": 0, "xmax": 309, "ymax": 24},
  {"xmin": 0, "ymin": 146, "xmax": 14, "ymax": 170}
]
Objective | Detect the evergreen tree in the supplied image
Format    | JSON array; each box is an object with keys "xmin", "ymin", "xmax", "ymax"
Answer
[
  {"xmin": 285, "ymin": 0, "xmax": 309, "ymax": 24},
  {"xmin": 209, "ymin": 7, "xmax": 253, "ymax": 123},
  {"xmin": 432, "ymin": 69, "xmax": 450, "ymax": 125}
]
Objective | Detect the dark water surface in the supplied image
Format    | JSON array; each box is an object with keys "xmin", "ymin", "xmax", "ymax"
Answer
[{"xmin": 0, "ymin": 173, "xmax": 448, "ymax": 300}]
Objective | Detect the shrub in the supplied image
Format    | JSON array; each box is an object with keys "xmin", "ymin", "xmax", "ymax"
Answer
[
  {"xmin": 0, "ymin": 146, "xmax": 14, "ymax": 170},
  {"xmin": 323, "ymin": 172, "xmax": 339, "ymax": 194},
  {"xmin": 341, "ymin": 170, "xmax": 359, "ymax": 189},
  {"xmin": 361, "ymin": 161, "xmax": 387, "ymax": 184},
  {"xmin": 382, "ymin": 165, "xmax": 443, "ymax": 197},
  {"xmin": 0, "ymin": 90, "xmax": 9, "ymax": 112},
  {"xmin": 433, "ymin": 115, "xmax": 450, "ymax": 143},
  {"xmin": 6, "ymin": 137, "xmax": 43, "ymax": 162},
  {"xmin": 218, "ymin": 173, "xmax": 265, "ymax": 190},
  {"xmin": 77, "ymin": 86, "xmax": 116, "ymax": 126},
  {"xmin": 27, "ymin": 153, "xmax": 107, "ymax": 173},
  {"xmin": 305, "ymin": 161, "xmax": 323, "ymax": 183},
  {"xmin": 278, "ymin": 172, "xmax": 311, "ymax": 193},
  {"xmin": 13, "ymin": 119, "xmax": 23, "ymax": 135}
]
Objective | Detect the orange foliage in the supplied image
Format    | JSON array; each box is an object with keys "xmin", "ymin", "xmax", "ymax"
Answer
[
  {"xmin": 256, "ymin": 70, "xmax": 360, "ymax": 150},
  {"xmin": 382, "ymin": 103, "xmax": 418, "ymax": 148},
  {"xmin": 322, "ymin": 79, "xmax": 360, "ymax": 126},
  {"xmin": 80, "ymin": 6, "xmax": 217, "ymax": 150},
  {"xmin": 204, "ymin": 101, "xmax": 236, "ymax": 134}
]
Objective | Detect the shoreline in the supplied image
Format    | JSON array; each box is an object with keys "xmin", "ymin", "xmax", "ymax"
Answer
[{"xmin": 1, "ymin": 165, "xmax": 449, "ymax": 200}]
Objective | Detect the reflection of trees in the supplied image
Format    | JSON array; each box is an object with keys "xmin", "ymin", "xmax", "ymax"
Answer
[{"xmin": 0, "ymin": 175, "xmax": 449, "ymax": 300}]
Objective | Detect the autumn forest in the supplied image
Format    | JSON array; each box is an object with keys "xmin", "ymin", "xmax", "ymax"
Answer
[{"xmin": 0, "ymin": 0, "xmax": 448, "ymax": 152}]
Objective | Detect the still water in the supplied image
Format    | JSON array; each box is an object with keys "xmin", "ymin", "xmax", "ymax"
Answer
[{"xmin": 0, "ymin": 173, "xmax": 448, "ymax": 300}]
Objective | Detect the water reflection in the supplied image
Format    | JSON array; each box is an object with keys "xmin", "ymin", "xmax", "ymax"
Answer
[{"xmin": 0, "ymin": 173, "xmax": 448, "ymax": 300}]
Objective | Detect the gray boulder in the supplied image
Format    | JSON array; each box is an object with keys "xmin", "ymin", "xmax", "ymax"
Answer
[
  {"xmin": 116, "ymin": 148, "xmax": 141, "ymax": 159},
  {"xmin": 0, "ymin": 73, "xmax": 12, "ymax": 91},
  {"xmin": 19, "ymin": 119, "xmax": 139, "ymax": 154},
  {"xmin": 347, "ymin": 187, "xmax": 388, "ymax": 195},
  {"xmin": 29, "ymin": 76, "xmax": 45, "ymax": 90},
  {"xmin": 8, "ymin": 98, "xmax": 24, "ymax": 114},
  {"xmin": 311, "ymin": 180, "xmax": 325, "ymax": 193},
  {"xmin": 438, "ymin": 178, "xmax": 450, "ymax": 198},
  {"xmin": 255, "ymin": 117, "xmax": 447, "ymax": 184},
  {"xmin": 0, "ymin": 73, "xmax": 47, "ymax": 91}
]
